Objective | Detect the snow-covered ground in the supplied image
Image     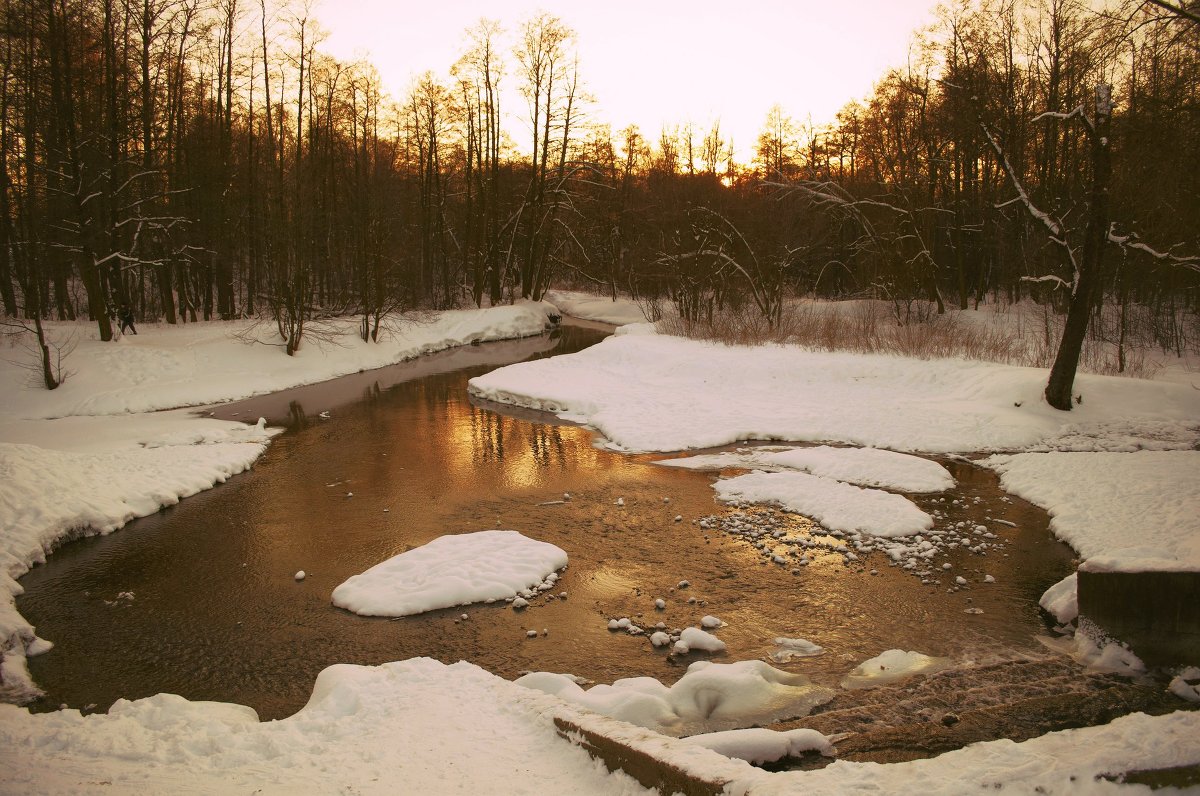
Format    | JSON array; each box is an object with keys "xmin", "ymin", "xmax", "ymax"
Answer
[
  {"xmin": 0, "ymin": 302, "xmax": 559, "ymax": 701},
  {"xmin": 2, "ymin": 656, "xmax": 1197, "ymax": 794},
  {"xmin": 4, "ymin": 296, "xmax": 1200, "ymax": 791}
]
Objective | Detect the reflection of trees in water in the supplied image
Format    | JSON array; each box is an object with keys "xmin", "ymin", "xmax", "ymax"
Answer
[
  {"xmin": 469, "ymin": 405, "xmax": 506, "ymax": 463},
  {"xmin": 287, "ymin": 400, "xmax": 308, "ymax": 430},
  {"xmin": 527, "ymin": 423, "xmax": 567, "ymax": 469},
  {"xmin": 465, "ymin": 405, "xmax": 571, "ymax": 470}
]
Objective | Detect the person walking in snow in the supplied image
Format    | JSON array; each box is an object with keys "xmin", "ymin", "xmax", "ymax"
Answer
[{"xmin": 119, "ymin": 304, "xmax": 137, "ymax": 335}]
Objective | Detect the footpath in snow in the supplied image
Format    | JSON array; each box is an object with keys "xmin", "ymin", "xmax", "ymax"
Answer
[{"xmin": 0, "ymin": 302, "xmax": 560, "ymax": 702}]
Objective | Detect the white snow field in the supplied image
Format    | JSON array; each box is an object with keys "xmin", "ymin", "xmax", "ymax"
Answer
[
  {"xmin": 331, "ymin": 530, "xmax": 567, "ymax": 616},
  {"xmin": 468, "ymin": 331, "xmax": 1200, "ymax": 454},
  {"xmin": 0, "ymin": 302, "xmax": 559, "ymax": 701}
]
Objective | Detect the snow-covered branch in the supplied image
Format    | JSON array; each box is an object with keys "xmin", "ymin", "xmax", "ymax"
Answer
[
  {"xmin": 1020, "ymin": 274, "xmax": 1071, "ymax": 290},
  {"xmin": 980, "ymin": 122, "xmax": 1080, "ymax": 291},
  {"xmin": 1109, "ymin": 229, "xmax": 1200, "ymax": 273}
]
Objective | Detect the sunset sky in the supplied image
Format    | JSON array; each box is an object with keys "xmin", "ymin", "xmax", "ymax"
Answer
[{"xmin": 318, "ymin": 0, "xmax": 941, "ymax": 162}]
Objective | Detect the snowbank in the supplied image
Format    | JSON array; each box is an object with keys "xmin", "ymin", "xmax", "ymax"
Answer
[
  {"xmin": 984, "ymin": 451, "xmax": 1200, "ymax": 573},
  {"xmin": 6, "ymin": 303, "xmax": 557, "ymax": 419},
  {"xmin": 468, "ymin": 332, "xmax": 1200, "ymax": 453},
  {"xmin": 331, "ymin": 530, "xmax": 567, "ymax": 616},
  {"xmin": 660, "ymin": 445, "xmax": 955, "ymax": 493},
  {"xmin": 543, "ymin": 290, "xmax": 647, "ymax": 327},
  {"xmin": 3, "ymin": 654, "xmax": 1198, "ymax": 794},
  {"xmin": 0, "ymin": 303, "xmax": 559, "ymax": 700},
  {"xmin": 0, "ymin": 657, "xmax": 652, "ymax": 795}
]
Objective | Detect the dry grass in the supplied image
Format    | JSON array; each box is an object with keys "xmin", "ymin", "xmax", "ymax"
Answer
[{"xmin": 659, "ymin": 298, "xmax": 1176, "ymax": 379}]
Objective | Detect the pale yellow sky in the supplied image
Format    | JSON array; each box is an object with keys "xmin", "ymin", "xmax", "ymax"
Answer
[{"xmin": 317, "ymin": 0, "xmax": 941, "ymax": 162}]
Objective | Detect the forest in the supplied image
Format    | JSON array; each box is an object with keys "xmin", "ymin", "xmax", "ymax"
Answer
[{"xmin": 1, "ymin": 0, "xmax": 1197, "ymax": 387}]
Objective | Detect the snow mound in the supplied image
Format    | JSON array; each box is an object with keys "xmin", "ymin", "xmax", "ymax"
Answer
[
  {"xmin": 1039, "ymin": 573, "xmax": 1079, "ymax": 624},
  {"xmin": 517, "ymin": 660, "xmax": 836, "ymax": 736},
  {"xmin": 331, "ymin": 531, "xmax": 567, "ymax": 617},
  {"xmin": 674, "ymin": 627, "xmax": 726, "ymax": 654},
  {"xmin": 841, "ymin": 649, "xmax": 953, "ymax": 689},
  {"xmin": 661, "ymin": 445, "xmax": 953, "ymax": 493},
  {"xmin": 683, "ymin": 726, "xmax": 832, "ymax": 764},
  {"xmin": 714, "ymin": 471, "xmax": 933, "ymax": 537}
]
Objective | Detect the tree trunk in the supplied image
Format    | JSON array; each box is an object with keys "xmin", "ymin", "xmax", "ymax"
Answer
[{"xmin": 1045, "ymin": 86, "xmax": 1112, "ymax": 411}]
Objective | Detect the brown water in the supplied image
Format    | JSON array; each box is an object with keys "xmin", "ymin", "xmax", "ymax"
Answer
[{"xmin": 18, "ymin": 323, "xmax": 1076, "ymax": 720}]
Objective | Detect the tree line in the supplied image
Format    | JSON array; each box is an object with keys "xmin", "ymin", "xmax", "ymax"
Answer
[{"xmin": 1, "ymin": 0, "xmax": 1196, "ymax": 379}]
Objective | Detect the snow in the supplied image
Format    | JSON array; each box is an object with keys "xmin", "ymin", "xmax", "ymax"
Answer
[
  {"xmin": 683, "ymin": 726, "xmax": 833, "ymax": 764},
  {"xmin": 332, "ymin": 531, "xmax": 567, "ymax": 617},
  {"xmin": 516, "ymin": 660, "xmax": 836, "ymax": 736},
  {"xmin": 0, "ymin": 302, "xmax": 559, "ymax": 701},
  {"xmin": 467, "ymin": 331, "xmax": 1200, "ymax": 454},
  {"xmin": 0, "ymin": 657, "xmax": 653, "ymax": 795},
  {"xmin": 841, "ymin": 649, "xmax": 953, "ymax": 689},
  {"xmin": 714, "ymin": 471, "xmax": 934, "ymax": 537},
  {"xmin": 674, "ymin": 627, "xmax": 727, "ymax": 654},
  {"xmin": 984, "ymin": 451, "xmax": 1200, "ymax": 572},
  {"xmin": 660, "ymin": 444, "xmax": 955, "ymax": 493},
  {"xmin": 591, "ymin": 708, "xmax": 1200, "ymax": 795},
  {"xmin": 1040, "ymin": 573, "xmax": 1080, "ymax": 624},
  {"xmin": 1169, "ymin": 667, "xmax": 1200, "ymax": 703},
  {"xmin": 543, "ymin": 290, "xmax": 647, "ymax": 327}
]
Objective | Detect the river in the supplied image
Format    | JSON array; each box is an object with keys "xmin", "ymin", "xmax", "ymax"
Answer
[{"xmin": 17, "ymin": 323, "xmax": 1075, "ymax": 720}]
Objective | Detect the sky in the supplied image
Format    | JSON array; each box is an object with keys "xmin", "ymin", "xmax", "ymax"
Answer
[{"xmin": 317, "ymin": 1, "xmax": 942, "ymax": 163}]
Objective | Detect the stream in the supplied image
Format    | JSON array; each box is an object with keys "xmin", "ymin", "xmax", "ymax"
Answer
[{"xmin": 17, "ymin": 323, "xmax": 1076, "ymax": 721}]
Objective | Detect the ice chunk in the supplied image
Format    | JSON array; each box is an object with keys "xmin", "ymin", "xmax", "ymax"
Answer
[{"xmin": 841, "ymin": 649, "xmax": 952, "ymax": 689}]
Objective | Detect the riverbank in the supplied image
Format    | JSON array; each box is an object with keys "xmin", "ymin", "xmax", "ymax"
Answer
[{"xmin": 0, "ymin": 302, "xmax": 561, "ymax": 701}]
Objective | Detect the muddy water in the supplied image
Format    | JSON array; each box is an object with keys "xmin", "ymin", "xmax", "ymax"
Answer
[{"xmin": 18, "ymin": 324, "xmax": 1076, "ymax": 721}]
